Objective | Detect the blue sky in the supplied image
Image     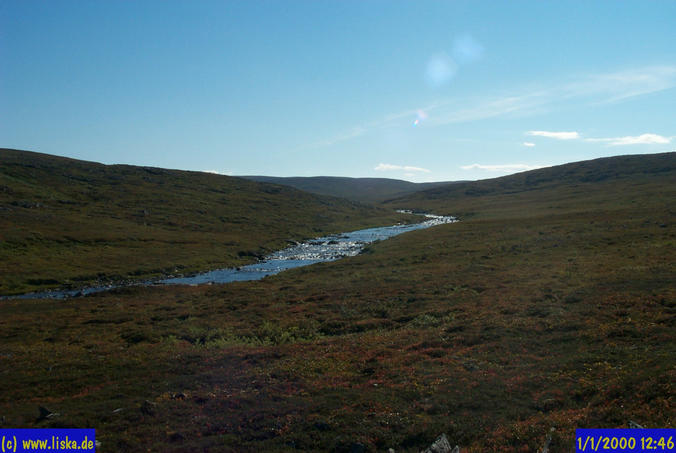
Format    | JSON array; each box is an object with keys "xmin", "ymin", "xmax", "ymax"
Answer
[{"xmin": 1, "ymin": 1, "xmax": 675, "ymax": 182}]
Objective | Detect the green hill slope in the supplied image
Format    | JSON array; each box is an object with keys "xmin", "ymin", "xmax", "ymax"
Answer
[
  {"xmin": 241, "ymin": 175, "xmax": 458, "ymax": 203},
  {"xmin": 0, "ymin": 149, "xmax": 409, "ymax": 295},
  {"xmin": 386, "ymin": 152, "xmax": 676, "ymax": 218}
]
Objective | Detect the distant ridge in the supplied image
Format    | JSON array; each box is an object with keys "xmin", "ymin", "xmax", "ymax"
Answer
[
  {"xmin": 385, "ymin": 152, "xmax": 676, "ymax": 217},
  {"xmin": 240, "ymin": 175, "xmax": 460, "ymax": 203}
]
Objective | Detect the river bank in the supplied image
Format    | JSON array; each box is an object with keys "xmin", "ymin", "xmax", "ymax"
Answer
[{"xmin": 2, "ymin": 213, "xmax": 455, "ymax": 300}]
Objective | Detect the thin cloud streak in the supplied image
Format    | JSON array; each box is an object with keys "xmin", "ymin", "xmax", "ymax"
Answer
[
  {"xmin": 527, "ymin": 131, "xmax": 580, "ymax": 140},
  {"xmin": 526, "ymin": 131, "xmax": 580, "ymax": 140},
  {"xmin": 585, "ymin": 133, "xmax": 672, "ymax": 146},
  {"xmin": 304, "ymin": 126, "xmax": 368, "ymax": 149},
  {"xmin": 301, "ymin": 65, "xmax": 676, "ymax": 150},
  {"xmin": 426, "ymin": 93, "xmax": 546, "ymax": 126},
  {"xmin": 301, "ymin": 106, "xmax": 426, "ymax": 150},
  {"xmin": 460, "ymin": 163, "xmax": 544, "ymax": 172},
  {"xmin": 526, "ymin": 131, "xmax": 672, "ymax": 146},
  {"xmin": 564, "ymin": 66, "xmax": 676, "ymax": 104},
  {"xmin": 375, "ymin": 163, "xmax": 431, "ymax": 173}
]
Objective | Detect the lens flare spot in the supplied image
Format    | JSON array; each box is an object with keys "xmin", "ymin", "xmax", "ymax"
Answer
[
  {"xmin": 413, "ymin": 109, "xmax": 428, "ymax": 127},
  {"xmin": 425, "ymin": 53, "xmax": 457, "ymax": 87},
  {"xmin": 453, "ymin": 34, "xmax": 484, "ymax": 64}
]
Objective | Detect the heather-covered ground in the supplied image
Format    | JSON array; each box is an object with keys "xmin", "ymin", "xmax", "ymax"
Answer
[
  {"xmin": 1, "ymin": 153, "xmax": 674, "ymax": 451},
  {"xmin": 0, "ymin": 149, "xmax": 409, "ymax": 295}
]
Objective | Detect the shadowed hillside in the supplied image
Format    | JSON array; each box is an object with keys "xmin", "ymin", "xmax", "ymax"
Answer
[
  {"xmin": 242, "ymin": 175, "xmax": 458, "ymax": 204},
  {"xmin": 0, "ymin": 149, "xmax": 410, "ymax": 295}
]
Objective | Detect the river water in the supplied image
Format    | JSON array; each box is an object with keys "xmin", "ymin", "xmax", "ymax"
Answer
[{"xmin": 3, "ymin": 213, "xmax": 455, "ymax": 300}]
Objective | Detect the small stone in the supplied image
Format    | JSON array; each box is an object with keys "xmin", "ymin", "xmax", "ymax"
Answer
[
  {"xmin": 421, "ymin": 434, "xmax": 456, "ymax": 453},
  {"xmin": 37, "ymin": 406, "xmax": 60, "ymax": 421}
]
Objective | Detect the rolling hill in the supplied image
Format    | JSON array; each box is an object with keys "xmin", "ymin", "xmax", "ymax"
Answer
[
  {"xmin": 241, "ymin": 175, "xmax": 458, "ymax": 204},
  {"xmin": 1, "ymin": 152, "xmax": 673, "ymax": 451},
  {"xmin": 0, "ymin": 148, "xmax": 410, "ymax": 295},
  {"xmin": 386, "ymin": 152, "xmax": 676, "ymax": 219}
]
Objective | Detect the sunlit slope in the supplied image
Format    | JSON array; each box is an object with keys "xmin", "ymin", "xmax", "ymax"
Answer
[
  {"xmin": 0, "ymin": 148, "xmax": 408, "ymax": 294},
  {"xmin": 242, "ymin": 175, "xmax": 458, "ymax": 204},
  {"xmin": 385, "ymin": 152, "xmax": 676, "ymax": 219}
]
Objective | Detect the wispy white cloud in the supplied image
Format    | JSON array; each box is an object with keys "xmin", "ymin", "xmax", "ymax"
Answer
[
  {"xmin": 523, "ymin": 142, "xmax": 536, "ymax": 147},
  {"xmin": 524, "ymin": 131, "xmax": 674, "ymax": 146},
  {"xmin": 424, "ymin": 65, "xmax": 676, "ymax": 128},
  {"xmin": 425, "ymin": 93, "xmax": 546, "ymax": 126},
  {"xmin": 527, "ymin": 130, "xmax": 580, "ymax": 140},
  {"xmin": 375, "ymin": 163, "xmax": 431, "ymax": 173},
  {"xmin": 302, "ymin": 65, "xmax": 676, "ymax": 150},
  {"xmin": 525, "ymin": 130, "xmax": 672, "ymax": 146},
  {"xmin": 460, "ymin": 163, "xmax": 543, "ymax": 172},
  {"xmin": 305, "ymin": 126, "xmax": 368, "ymax": 148},
  {"xmin": 564, "ymin": 66, "xmax": 676, "ymax": 104},
  {"xmin": 301, "ymin": 106, "xmax": 428, "ymax": 150},
  {"xmin": 585, "ymin": 133, "xmax": 672, "ymax": 146}
]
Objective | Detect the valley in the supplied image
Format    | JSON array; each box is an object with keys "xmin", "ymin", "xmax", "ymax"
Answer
[{"xmin": 1, "ymin": 150, "xmax": 673, "ymax": 451}]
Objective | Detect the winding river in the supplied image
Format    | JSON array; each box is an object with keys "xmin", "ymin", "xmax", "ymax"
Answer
[{"xmin": 3, "ymin": 213, "xmax": 455, "ymax": 300}]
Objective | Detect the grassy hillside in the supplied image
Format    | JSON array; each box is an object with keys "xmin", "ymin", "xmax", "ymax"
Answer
[
  {"xmin": 241, "ymin": 175, "xmax": 457, "ymax": 204},
  {"xmin": 0, "ymin": 153, "xmax": 673, "ymax": 451},
  {"xmin": 386, "ymin": 152, "xmax": 676, "ymax": 219},
  {"xmin": 0, "ymin": 149, "xmax": 410, "ymax": 295}
]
